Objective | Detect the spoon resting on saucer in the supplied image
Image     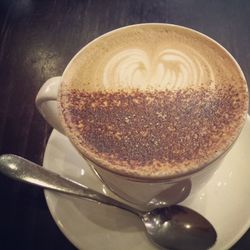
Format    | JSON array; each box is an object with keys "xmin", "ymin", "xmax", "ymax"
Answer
[{"xmin": 0, "ymin": 154, "xmax": 217, "ymax": 250}]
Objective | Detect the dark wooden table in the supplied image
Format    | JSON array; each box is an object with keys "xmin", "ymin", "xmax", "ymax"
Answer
[{"xmin": 0, "ymin": 1, "xmax": 249, "ymax": 249}]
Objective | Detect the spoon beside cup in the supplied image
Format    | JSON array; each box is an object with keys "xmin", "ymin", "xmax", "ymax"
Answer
[{"xmin": 0, "ymin": 154, "xmax": 217, "ymax": 250}]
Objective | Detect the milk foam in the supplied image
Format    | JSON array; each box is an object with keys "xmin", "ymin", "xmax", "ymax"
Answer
[
  {"xmin": 63, "ymin": 25, "xmax": 243, "ymax": 92},
  {"xmin": 103, "ymin": 47, "xmax": 215, "ymax": 90}
]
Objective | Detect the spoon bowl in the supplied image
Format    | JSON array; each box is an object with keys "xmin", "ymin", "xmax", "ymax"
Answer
[
  {"xmin": 0, "ymin": 154, "xmax": 217, "ymax": 250},
  {"xmin": 142, "ymin": 206, "xmax": 216, "ymax": 249}
]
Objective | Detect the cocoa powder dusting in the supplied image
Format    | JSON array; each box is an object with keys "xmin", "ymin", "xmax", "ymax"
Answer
[{"xmin": 60, "ymin": 85, "xmax": 247, "ymax": 170}]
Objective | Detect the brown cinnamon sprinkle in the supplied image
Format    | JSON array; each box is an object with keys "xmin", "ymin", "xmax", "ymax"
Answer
[{"xmin": 60, "ymin": 85, "xmax": 247, "ymax": 170}]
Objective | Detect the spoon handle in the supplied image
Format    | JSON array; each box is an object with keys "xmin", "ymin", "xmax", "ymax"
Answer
[{"xmin": 0, "ymin": 154, "xmax": 140, "ymax": 215}]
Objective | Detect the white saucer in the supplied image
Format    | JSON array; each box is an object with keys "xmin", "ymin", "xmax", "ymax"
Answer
[{"xmin": 43, "ymin": 116, "xmax": 250, "ymax": 250}]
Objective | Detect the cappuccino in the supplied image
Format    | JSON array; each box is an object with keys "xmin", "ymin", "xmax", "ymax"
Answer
[{"xmin": 59, "ymin": 24, "xmax": 248, "ymax": 178}]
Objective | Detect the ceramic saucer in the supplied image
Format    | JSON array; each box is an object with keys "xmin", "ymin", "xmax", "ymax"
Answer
[{"xmin": 43, "ymin": 116, "xmax": 250, "ymax": 250}]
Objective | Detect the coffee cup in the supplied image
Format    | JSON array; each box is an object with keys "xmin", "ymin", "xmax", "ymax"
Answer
[{"xmin": 36, "ymin": 23, "xmax": 248, "ymax": 209}]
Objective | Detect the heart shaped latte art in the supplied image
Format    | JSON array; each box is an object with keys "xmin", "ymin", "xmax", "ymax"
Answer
[{"xmin": 103, "ymin": 48, "xmax": 215, "ymax": 90}]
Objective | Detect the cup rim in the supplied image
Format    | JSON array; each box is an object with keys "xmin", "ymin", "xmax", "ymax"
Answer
[{"xmin": 59, "ymin": 23, "xmax": 248, "ymax": 182}]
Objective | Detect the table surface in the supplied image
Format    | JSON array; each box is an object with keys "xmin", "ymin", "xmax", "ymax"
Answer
[{"xmin": 0, "ymin": 0, "xmax": 249, "ymax": 249}]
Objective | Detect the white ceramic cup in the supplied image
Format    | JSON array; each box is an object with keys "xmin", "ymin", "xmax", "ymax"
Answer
[{"xmin": 36, "ymin": 23, "xmax": 247, "ymax": 209}]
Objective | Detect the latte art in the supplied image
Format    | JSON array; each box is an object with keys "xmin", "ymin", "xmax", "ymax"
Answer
[
  {"xmin": 103, "ymin": 47, "xmax": 215, "ymax": 90},
  {"xmin": 64, "ymin": 25, "xmax": 244, "ymax": 92}
]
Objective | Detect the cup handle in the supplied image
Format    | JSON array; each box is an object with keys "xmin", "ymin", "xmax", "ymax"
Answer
[{"xmin": 35, "ymin": 76, "xmax": 65, "ymax": 134}]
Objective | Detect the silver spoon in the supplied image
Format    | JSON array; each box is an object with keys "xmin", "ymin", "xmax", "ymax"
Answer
[{"xmin": 0, "ymin": 154, "xmax": 217, "ymax": 250}]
